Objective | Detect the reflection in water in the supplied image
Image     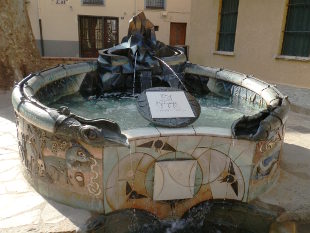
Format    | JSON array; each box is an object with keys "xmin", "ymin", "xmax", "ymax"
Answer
[
  {"xmin": 48, "ymin": 92, "xmax": 265, "ymax": 131},
  {"xmin": 83, "ymin": 201, "xmax": 278, "ymax": 233}
]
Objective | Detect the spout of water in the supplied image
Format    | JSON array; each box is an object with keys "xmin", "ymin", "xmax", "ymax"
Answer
[
  {"xmin": 153, "ymin": 56, "xmax": 188, "ymax": 92},
  {"xmin": 132, "ymin": 51, "xmax": 138, "ymax": 97}
]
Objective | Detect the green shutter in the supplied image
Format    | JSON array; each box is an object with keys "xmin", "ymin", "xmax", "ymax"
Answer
[
  {"xmin": 218, "ymin": 0, "xmax": 239, "ymax": 52},
  {"xmin": 282, "ymin": 0, "xmax": 310, "ymax": 57}
]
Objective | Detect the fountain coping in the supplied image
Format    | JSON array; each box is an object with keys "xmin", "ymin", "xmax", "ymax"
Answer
[{"xmin": 12, "ymin": 60, "xmax": 289, "ymax": 144}]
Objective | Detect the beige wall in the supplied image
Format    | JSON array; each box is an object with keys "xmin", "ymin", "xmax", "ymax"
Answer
[
  {"xmin": 26, "ymin": 0, "xmax": 191, "ymax": 57},
  {"xmin": 189, "ymin": 0, "xmax": 310, "ymax": 88}
]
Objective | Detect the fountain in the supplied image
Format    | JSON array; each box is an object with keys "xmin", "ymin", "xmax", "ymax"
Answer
[{"xmin": 12, "ymin": 12, "xmax": 289, "ymax": 230}]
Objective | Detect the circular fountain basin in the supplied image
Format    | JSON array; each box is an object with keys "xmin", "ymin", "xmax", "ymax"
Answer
[{"xmin": 12, "ymin": 61, "xmax": 289, "ymax": 219}]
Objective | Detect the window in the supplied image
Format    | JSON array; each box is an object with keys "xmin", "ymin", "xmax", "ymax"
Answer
[
  {"xmin": 79, "ymin": 16, "xmax": 119, "ymax": 57},
  {"xmin": 82, "ymin": 0, "xmax": 104, "ymax": 5},
  {"xmin": 281, "ymin": 0, "xmax": 310, "ymax": 57},
  {"xmin": 145, "ymin": 0, "xmax": 165, "ymax": 9},
  {"xmin": 217, "ymin": 0, "xmax": 239, "ymax": 52}
]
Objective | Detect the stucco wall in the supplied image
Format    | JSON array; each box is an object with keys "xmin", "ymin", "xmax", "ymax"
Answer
[
  {"xmin": 189, "ymin": 0, "xmax": 310, "ymax": 88},
  {"xmin": 26, "ymin": 0, "xmax": 191, "ymax": 57}
]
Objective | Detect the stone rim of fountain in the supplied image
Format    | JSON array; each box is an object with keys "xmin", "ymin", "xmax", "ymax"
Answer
[{"xmin": 12, "ymin": 62, "xmax": 290, "ymax": 143}]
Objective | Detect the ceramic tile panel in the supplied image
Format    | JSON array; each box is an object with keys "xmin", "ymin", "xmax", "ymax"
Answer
[
  {"xmin": 123, "ymin": 127, "xmax": 160, "ymax": 140},
  {"xmin": 133, "ymin": 170, "xmax": 147, "ymax": 196},
  {"xmin": 192, "ymin": 147, "xmax": 210, "ymax": 159},
  {"xmin": 103, "ymin": 147, "xmax": 119, "ymax": 187},
  {"xmin": 234, "ymin": 151, "xmax": 255, "ymax": 167},
  {"xmin": 136, "ymin": 154, "xmax": 156, "ymax": 173},
  {"xmin": 210, "ymin": 181, "xmax": 228, "ymax": 199},
  {"xmin": 103, "ymin": 188, "xmax": 113, "ymax": 213},
  {"xmin": 134, "ymin": 137, "xmax": 161, "ymax": 159},
  {"xmin": 153, "ymin": 160, "xmax": 197, "ymax": 201},
  {"xmin": 238, "ymin": 165, "xmax": 254, "ymax": 202},
  {"xmin": 157, "ymin": 152, "xmax": 176, "ymax": 161},
  {"xmin": 196, "ymin": 150, "xmax": 211, "ymax": 184},
  {"xmin": 117, "ymin": 146, "xmax": 131, "ymax": 160},
  {"xmin": 166, "ymin": 136, "xmax": 178, "ymax": 151},
  {"xmin": 176, "ymin": 135, "xmax": 202, "ymax": 154},
  {"xmin": 194, "ymin": 126, "xmax": 232, "ymax": 137},
  {"xmin": 105, "ymin": 163, "xmax": 118, "ymax": 189},
  {"xmin": 197, "ymin": 136, "xmax": 213, "ymax": 148},
  {"xmin": 156, "ymin": 126, "xmax": 195, "ymax": 136},
  {"xmin": 209, "ymin": 159, "xmax": 245, "ymax": 201},
  {"xmin": 209, "ymin": 150, "xmax": 229, "ymax": 183},
  {"xmin": 175, "ymin": 151, "xmax": 193, "ymax": 160},
  {"xmin": 117, "ymin": 153, "xmax": 144, "ymax": 181},
  {"xmin": 229, "ymin": 139, "xmax": 255, "ymax": 161},
  {"xmin": 211, "ymin": 137, "xmax": 231, "ymax": 155}
]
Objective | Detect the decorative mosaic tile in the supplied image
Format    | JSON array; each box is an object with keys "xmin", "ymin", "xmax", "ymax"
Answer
[
  {"xmin": 234, "ymin": 150, "xmax": 255, "ymax": 167},
  {"xmin": 103, "ymin": 188, "xmax": 113, "ymax": 214},
  {"xmin": 196, "ymin": 150, "xmax": 211, "ymax": 184},
  {"xmin": 229, "ymin": 139, "xmax": 255, "ymax": 161},
  {"xmin": 209, "ymin": 150, "xmax": 228, "ymax": 183},
  {"xmin": 134, "ymin": 137, "xmax": 161, "ymax": 159},
  {"xmin": 157, "ymin": 152, "xmax": 176, "ymax": 161},
  {"xmin": 153, "ymin": 160, "xmax": 197, "ymax": 201},
  {"xmin": 238, "ymin": 165, "xmax": 254, "ymax": 202},
  {"xmin": 166, "ymin": 136, "xmax": 178, "ymax": 151},
  {"xmin": 192, "ymin": 147, "xmax": 210, "ymax": 159},
  {"xmin": 136, "ymin": 154, "xmax": 155, "ymax": 173},
  {"xmin": 103, "ymin": 147, "xmax": 119, "ymax": 187},
  {"xmin": 175, "ymin": 151, "xmax": 193, "ymax": 160},
  {"xmin": 210, "ymin": 180, "xmax": 228, "ymax": 199},
  {"xmin": 133, "ymin": 170, "xmax": 147, "ymax": 197},
  {"xmin": 117, "ymin": 153, "xmax": 144, "ymax": 181},
  {"xmin": 117, "ymin": 146, "xmax": 131, "ymax": 160},
  {"xmin": 197, "ymin": 136, "xmax": 213, "ymax": 148},
  {"xmin": 176, "ymin": 136, "xmax": 202, "ymax": 155},
  {"xmin": 211, "ymin": 137, "xmax": 231, "ymax": 155}
]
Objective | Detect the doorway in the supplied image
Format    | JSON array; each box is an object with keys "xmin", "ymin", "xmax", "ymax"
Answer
[
  {"xmin": 169, "ymin": 22, "xmax": 187, "ymax": 46},
  {"xmin": 79, "ymin": 16, "xmax": 119, "ymax": 57}
]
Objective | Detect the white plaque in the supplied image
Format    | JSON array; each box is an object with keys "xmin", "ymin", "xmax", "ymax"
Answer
[{"xmin": 146, "ymin": 91, "xmax": 195, "ymax": 118}]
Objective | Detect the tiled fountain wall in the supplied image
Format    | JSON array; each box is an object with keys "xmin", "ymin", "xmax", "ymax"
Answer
[{"xmin": 16, "ymin": 113, "xmax": 284, "ymax": 219}]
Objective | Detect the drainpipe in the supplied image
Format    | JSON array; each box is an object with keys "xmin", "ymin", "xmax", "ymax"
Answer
[
  {"xmin": 39, "ymin": 19, "xmax": 45, "ymax": 56},
  {"xmin": 37, "ymin": 0, "xmax": 45, "ymax": 56}
]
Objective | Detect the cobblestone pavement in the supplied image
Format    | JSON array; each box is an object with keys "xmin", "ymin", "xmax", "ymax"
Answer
[{"xmin": 0, "ymin": 88, "xmax": 310, "ymax": 232}]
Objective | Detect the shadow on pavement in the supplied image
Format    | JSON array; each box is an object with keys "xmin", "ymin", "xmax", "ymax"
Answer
[{"xmin": 0, "ymin": 90, "xmax": 15, "ymax": 122}]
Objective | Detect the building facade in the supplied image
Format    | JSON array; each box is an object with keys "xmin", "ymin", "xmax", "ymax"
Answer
[
  {"xmin": 26, "ymin": 0, "xmax": 191, "ymax": 57},
  {"xmin": 189, "ymin": 0, "xmax": 310, "ymax": 88}
]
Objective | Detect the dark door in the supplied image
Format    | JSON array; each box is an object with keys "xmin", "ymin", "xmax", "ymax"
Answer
[
  {"xmin": 170, "ymin": 23, "xmax": 187, "ymax": 46},
  {"xmin": 79, "ymin": 16, "xmax": 119, "ymax": 57}
]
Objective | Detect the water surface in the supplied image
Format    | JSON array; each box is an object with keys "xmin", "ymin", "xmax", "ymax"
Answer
[{"xmin": 47, "ymin": 93, "xmax": 265, "ymax": 130}]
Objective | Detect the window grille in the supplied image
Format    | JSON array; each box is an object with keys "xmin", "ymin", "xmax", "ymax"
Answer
[
  {"xmin": 145, "ymin": 0, "xmax": 165, "ymax": 9},
  {"xmin": 82, "ymin": 0, "xmax": 104, "ymax": 5}
]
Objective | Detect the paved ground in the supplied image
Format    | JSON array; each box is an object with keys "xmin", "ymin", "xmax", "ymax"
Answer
[
  {"xmin": 0, "ymin": 86, "xmax": 310, "ymax": 232},
  {"xmin": 277, "ymin": 84, "xmax": 310, "ymax": 115}
]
